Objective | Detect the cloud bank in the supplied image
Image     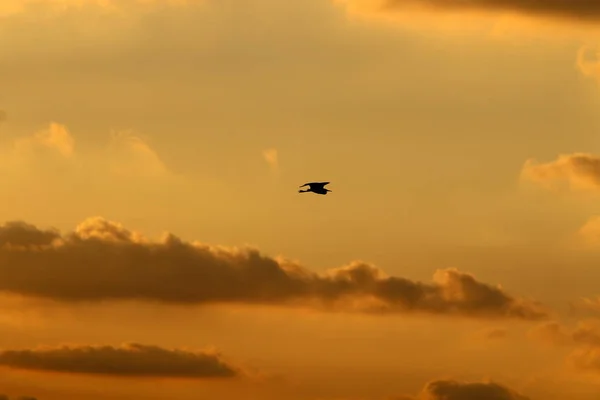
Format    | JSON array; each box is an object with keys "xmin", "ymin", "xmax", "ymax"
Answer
[
  {"xmin": 0, "ymin": 343, "xmax": 240, "ymax": 378},
  {"xmin": 0, "ymin": 217, "xmax": 547, "ymax": 319}
]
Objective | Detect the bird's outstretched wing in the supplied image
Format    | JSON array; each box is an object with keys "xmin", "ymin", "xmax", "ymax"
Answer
[{"xmin": 300, "ymin": 181, "xmax": 330, "ymax": 188}]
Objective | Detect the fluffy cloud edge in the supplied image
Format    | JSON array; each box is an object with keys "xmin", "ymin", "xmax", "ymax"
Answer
[{"xmin": 0, "ymin": 217, "xmax": 549, "ymax": 320}]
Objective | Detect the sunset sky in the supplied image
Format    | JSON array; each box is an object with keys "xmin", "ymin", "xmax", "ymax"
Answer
[{"xmin": 2, "ymin": 0, "xmax": 600, "ymax": 399}]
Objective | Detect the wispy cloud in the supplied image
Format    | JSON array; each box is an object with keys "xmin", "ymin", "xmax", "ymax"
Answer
[
  {"xmin": 108, "ymin": 130, "xmax": 169, "ymax": 178},
  {"xmin": 14, "ymin": 122, "xmax": 75, "ymax": 158}
]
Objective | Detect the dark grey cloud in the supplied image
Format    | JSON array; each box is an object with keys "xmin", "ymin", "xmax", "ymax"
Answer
[
  {"xmin": 0, "ymin": 343, "xmax": 240, "ymax": 379},
  {"xmin": 420, "ymin": 379, "xmax": 530, "ymax": 400},
  {"xmin": 387, "ymin": 379, "xmax": 531, "ymax": 400},
  {"xmin": 0, "ymin": 217, "xmax": 548, "ymax": 320},
  {"xmin": 381, "ymin": 0, "xmax": 600, "ymax": 23}
]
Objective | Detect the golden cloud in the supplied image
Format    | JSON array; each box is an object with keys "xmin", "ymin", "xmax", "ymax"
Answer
[
  {"xmin": 3, "ymin": 123, "xmax": 175, "ymax": 182},
  {"xmin": 0, "ymin": 217, "xmax": 548, "ymax": 320},
  {"xmin": 520, "ymin": 153, "xmax": 600, "ymax": 192},
  {"xmin": 0, "ymin": 343, "xmax": 241, "ymax": 379},
  {"xmin": 13, "ymin": 123, "xmax": 75, "ymax": 158}
]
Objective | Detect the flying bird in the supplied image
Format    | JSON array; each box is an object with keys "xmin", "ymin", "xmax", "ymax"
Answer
[{"xmin": 299, "ymin": 182, "xmax": 331, "ymax": 195}]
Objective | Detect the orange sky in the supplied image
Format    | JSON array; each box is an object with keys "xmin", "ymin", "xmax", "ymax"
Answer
[{"xmin": 2, "ymin": 0, "xmax": 600, "ymax": 399}]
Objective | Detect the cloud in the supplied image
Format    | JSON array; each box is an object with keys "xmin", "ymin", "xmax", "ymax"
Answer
[
  {"xmin": 568, "ymin": 346, "xmax": 600, "ymax": 375},
  {"xmin": 343, "ymin": 0, "xmax": 600, "ymax": 23},
  {"xmin": 14, "ymin": 122, "xmax": 75, "ymax": 158},
  {"xmin": 419, "ymin": 379, "xmax": 530, "ymax": 400},
  {"xmin": 390, "ymin": 379, "xmax": 530, "ymax": 400},
  {"xmin": 570, "ymin": 296, "xmax": 600, "ymax": 316},
  {"xmin": 262, "ymin": 148, "xmax": 279, "ymax": 172},
  {"xmin": 528, "ymin": 321, "xmax": 572, "ymax": 346},
  {"xmin": 477, "ymin": 327, "xmax": 508, "ymax": 341},
  {"xmin": 575, "ymin": 216, "xmax": 600, "ymax": 247},
  {"xmin": 577, "ymin": 46, "xmax": 600, "ymax": 82},
  {"xmin": 107, "ymin": 130, "xmax": 169, "ymax": 178},
  {"xmin": 420, "ymin": 380, "xmax": 529, "ymax": 400},
  {"xmin": 529, "ymin": 319, "xmax": 600, "ymax": 375},
  {"xmin": 529, "ymin": 319, "xmax": 600, "ymax": 348},
  {"xmin": 0, "ymin": 343, "xmax": 241, "ymax": 379},
  {"xmin": 4, "ymin": 123, "xmax": 176, "ymax": 183},
  {"xmin": 0, "ymin": 217, "xmax": 548, "ymax": 319},
  {"xmin": 520, "ymin": 153, "xmax": 600, "ymax": 191}
]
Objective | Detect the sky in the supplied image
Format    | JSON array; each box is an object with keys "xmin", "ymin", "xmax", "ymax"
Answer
[{"xmin": 2, "ymin": 0, "xmax": 600, "ymax": 399}]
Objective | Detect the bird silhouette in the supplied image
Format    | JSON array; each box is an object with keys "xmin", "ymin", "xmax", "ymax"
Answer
[{"xmin": 299, "ymin": 182, "xmax": 331, "ymax": 195}]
